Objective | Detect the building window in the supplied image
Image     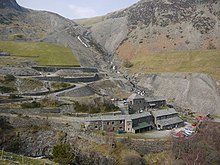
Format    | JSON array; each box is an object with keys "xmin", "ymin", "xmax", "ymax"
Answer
[
  {"xmin": 119, "ymin": 127, "xmax": 123, "ymax": 130},
  {"xmin": 128, "ymin": 128, "xmax": 130, "ymax": 131},
  {"xmin": 112, "ymin": 121, "xmax": 114, "ymax": 125},
  {"xmin": 120, "ymin": 120, "xmax": 123, "ymax": 124},
  {"xmin": 95, "ymin": 126, "xmax": 98, "ymax": 129},
  {"xmin": 107, "ymin": 122, "xmax": 109, "ymax": 125}
]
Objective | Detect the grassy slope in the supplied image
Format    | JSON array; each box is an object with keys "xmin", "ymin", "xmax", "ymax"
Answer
[
  {"xmin": 0, "ymin": 151, "xmax": 56, "ymax": 165},
  {"xmin": 129, "ymin": 49, "xmax": 220, "ymax": 80},
  {"xmin": 74, "ymin": 16, "xmax": 105, "ymax": 26},
  {"xmin": 0, "ymin": 41, "xmax": 79, "ymax": 66}
]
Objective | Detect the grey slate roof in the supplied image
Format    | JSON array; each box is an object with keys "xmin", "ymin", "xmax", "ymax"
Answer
[
  {"xmin": 128, "ymin": 93, "xmax": 144, "ymax": 100},
  {"xmin": 130, "ymin": 112, "xmax": 152, "ymax": 120},
  {"xmin": 151, "ymin": 108, "xmax": 177, "ymax": 117},
  {"xmin": 85, "ymin": 112, "xmax": 152, "ymax": 122},
  {"xmin": 85, "ymin": 115, "xmax": 127, "ymax": 122},
  {"xmin": 145, "ymin": 96, "xmax": 166, "ymax": 102},
  {"xmin": 157, "ymin": 116, "xmax": 183, "ymax": 126},
  {"xmin": 133, "ymin": 122, "xmax": 152, "ymax": 130}
]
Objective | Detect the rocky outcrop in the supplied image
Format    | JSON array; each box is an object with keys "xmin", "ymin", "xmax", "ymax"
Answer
[
  {"xmin": 136, "ymin": 73, "xmax": 220, "ymax": 115},
  {"xmin": 90, "ymin": 17, "xmax": 129, "ymax": 55}
]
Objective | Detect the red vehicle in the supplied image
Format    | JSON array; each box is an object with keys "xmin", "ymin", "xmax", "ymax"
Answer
[{"xmin": 192, "ymin": 123, "xmax": 197, "ymax": 127}]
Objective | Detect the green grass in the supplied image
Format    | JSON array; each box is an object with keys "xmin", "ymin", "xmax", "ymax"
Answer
[
  {"xmin": 74, "ymin": 16, "xmax": 105, "ymax": 26},
  {"xmin": 129, "ymin": 49, "xmax": 220, "ymax": 80},
  {"xmin": 0, "ymin": 41, "xmax": 79, "ymax": 66}
]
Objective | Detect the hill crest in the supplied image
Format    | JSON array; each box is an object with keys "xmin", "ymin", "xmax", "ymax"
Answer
[{"xmin": 0, "ymin": 0, "xmax": 23, "ymax": 10}]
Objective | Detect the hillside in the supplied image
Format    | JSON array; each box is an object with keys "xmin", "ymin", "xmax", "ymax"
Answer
[
  {"xmin": 0, "ymin": 41, "xmax": 79, "ymax": 66},
  {"xmin": 82, "ymin": 0, "xmax": 220, "ymax": 74},
  {"xmin": 0, "ymin": 0, "xmax": 109, "ymax": 68}
]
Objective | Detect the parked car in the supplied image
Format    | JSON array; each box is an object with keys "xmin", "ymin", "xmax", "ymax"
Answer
[
  {"xmin": 184, "ymin": 127, "xmax": 195, "ymax": 133},
  {"xmin": 184, "ymin": 130, "xmax": 193, "ymax": 135},
  {"xmin": 179, "ymin": 130, "xmax": 189, "ymax": 137}
]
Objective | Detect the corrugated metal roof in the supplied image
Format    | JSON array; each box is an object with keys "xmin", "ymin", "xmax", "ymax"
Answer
[{"xmin": 151, "ymin": 108, "xmax": 177, "ymax": 117}]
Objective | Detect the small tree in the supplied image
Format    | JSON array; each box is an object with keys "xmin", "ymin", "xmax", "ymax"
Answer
[
  {"xmin": 123, "ymin": 59, "xmax": 133, "ymax": 68},
  {"xmin": 21, "ymin": 101, "xmax": 41, "ymax": 109},
  {"xmin": 52, "ymin": 144, "xmax": 75, "ymax": 165},
  {"xmin": 4, "ymin": 74, "xmax": 16, "ymax": 82}
]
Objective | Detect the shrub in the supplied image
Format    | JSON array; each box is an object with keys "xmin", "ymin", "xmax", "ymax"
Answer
[
  {"xmin": 8, "ymin": 94, "xmax": 21, "ymax": 99},
  {"xmin": 40, "ymin": 98, "xmax": 60, "ymax": 107},
  {"xmin": 21, "ymin": 101, "xmax": 41, "ymax": 109},
  {"xmin": 123, "ymin": 59, "xmax": 133, "ymax": 68},
  {"xmin": 6, "ymin": 138, "xmax": 21, "ymax": 152},
  {"xmin": 207, "ymin": 41, "xmax": 216, "ymax": 49},
  {"xmin": 52, "ymin": 144, "xmax": 75, "ymax": 165},
  {"xmin": 0, "ymin": 86, "xmax": 16, "ymax": 93},
  {"xmin": 74, "ymin": 102, "xmax": 119, "ymax": 114},
  {"xmin": 51, "ymin": 82, "xmax": 71, "ymax": 90},
  {"xmin": 4, "ymin": 74, "xmax": 16, "ymax": 82}
]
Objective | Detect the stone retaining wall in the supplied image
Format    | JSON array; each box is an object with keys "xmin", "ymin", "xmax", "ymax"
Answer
[
  {"xmin": 32, "ymin": 66, "xmax": 98, "ymax": 73},
  {"xmin": 0, "ymin": 98, "xmax": 32, "ymax": 104},
  {"xmin": 0, "ymin": 108, "xmax": 60, "ymax": 115},
  {"xmin": 22, "ymin": 85, "xmax": 76, "ymax": 96},
  {"xmin": 33, "ymin": 74, "xmax": 100, "ymax": 83}
]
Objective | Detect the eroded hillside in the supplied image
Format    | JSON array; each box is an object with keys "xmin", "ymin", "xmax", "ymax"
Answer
[{"xmin": 86, "ymin": 0, "xmax": 220, "ymax": 60}]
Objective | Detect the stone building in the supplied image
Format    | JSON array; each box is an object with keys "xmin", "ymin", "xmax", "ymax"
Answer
[
  {"xmin": 129, "ymin": 112, "xmax": 154, "ymax": 133},
  {"xmin": 145, "ymin": 97, "xmax": 166, "ymax": 109},
  {"xmin": 85, "ymin": 112, "xmax": 153, "ymax": 134},
  {"xmin": 127, "ymin": 94, "xmax": 167, "ymax": 113},
  {"xmin": 127, "ymin": 94, "xmax": 145, "ymax": 113},
  {"xmin": 151, "ymin": 108, "xmax": 184, "ymax": 130}
]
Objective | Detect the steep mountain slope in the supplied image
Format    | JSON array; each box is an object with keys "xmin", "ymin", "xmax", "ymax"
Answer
[
  {"xmin": 136, "ymin": 73, "xmax": 220, "ymax": 115},
  {"xmin": 76, "ymin": 0, "xmax": 220, "ymax": 115},
  {"xmin": 85, "ymin": 0, "xmax": 220, "ymax": 59},
  {"xmin": 0, "ymin": 0, "xmax": 109, "ymax": 68}
]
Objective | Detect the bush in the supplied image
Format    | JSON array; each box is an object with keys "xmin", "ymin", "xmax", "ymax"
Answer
[
  {"xmin": 40, "ymin": 98, "xmax": 60, "ymax": 107},
  {"xmin": 0, "ymin": 86, "xmax": 16, "ymax": 93},
  {"xmin": 51, "ymin": 82, "xmax": 71, "ymax": 90},
  {"xmin": 6, "ymin": 138, "xmax": 21, "ymax": 153},
  {"xmin": 8, "ymin": 94, "xmax": 21, "ymax": 99},
  {"xmin": 21, "ymin": 101, "xmax": 41, "ymax": 109},
  {"xmin": 123, "ymin": 59, "xmax": 133, "ymax": 68},
  {"xmin": 4, "ymin": 74, "xmax": 16, "ymax": 82},
  {"xmin": 52, "ymin": 144, "xmax": 75, "ymax": 165},
  {"xmin": 74, "ymin": 102, "xmax": 119, "ymax": 114},
  {"xmin": 207, "ymin": 41, "xmax": 216, "ymax": 49}
]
